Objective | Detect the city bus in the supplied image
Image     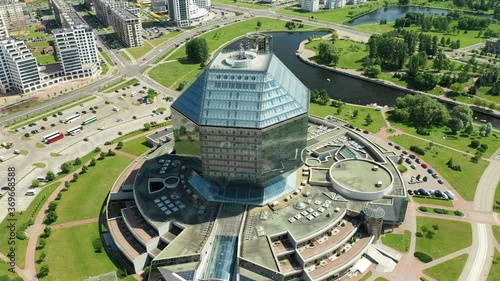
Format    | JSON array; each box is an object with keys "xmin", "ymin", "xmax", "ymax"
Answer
[
  {"xmin": 45, "ymin": 132, "xmax": 64, "ymax": 144},
  {"xmin": 64, "ymin": 113, "xmax": 81, "ymax": 124},
  {"xmin": 82, "ymin": 116, "xmax": 97, "ymax": 125},
  {"xmin": 67, "ymin": 125, "xmax": 83, "ymax": 136},
  {"xmin": 42, "ymin": 131, "xmax": 60, "ymax": 142}
]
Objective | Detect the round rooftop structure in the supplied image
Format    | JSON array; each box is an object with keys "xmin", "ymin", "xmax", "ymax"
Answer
[
  {"xmin": 363, "ymin": 205, "xmax": 386, "ymax": 219},
  {"xmin": 328, "ymin": 159, "xmax": 394, "ymax": 201}
]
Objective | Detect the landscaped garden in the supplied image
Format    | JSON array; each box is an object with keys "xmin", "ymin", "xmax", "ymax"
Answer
[
  {"xmin": 487, "ymin": 249, "xmax": 500, "ymax": 281},
  {"xmin": 55, "ymin": 154, "xmax": 133, "ymax": 223},
  {"xmin": 35, "ymin": 222, "xmax": 136, "ymax": 281},
  {"xmin": 381, "ymin": 230, "xmax": 411, "ymax": 253},
  {"xmin": 423, "ymin": 253, "xmax": 468, "ymax": 281},
  {"xmin": 309, "ymin": 102, "xmax": 385, "ymax": 133},
  {"xmin": 415, "ymin": 217, "xmax": 471, "ymax": 260},
  {"xmin": 119, "ymin": 136, "xmax": 151, "ymax": 156},
  {"xmin": 412, "ymin": 196, "xmax": 454, "ymax": 207},
  {"xmin": 304, "ymin": 38, "xmax": 369, "ymax": 70}
]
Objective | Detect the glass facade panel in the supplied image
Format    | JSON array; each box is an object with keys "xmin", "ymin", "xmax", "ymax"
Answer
[{"xmin": 171, "ymin": 108, "xmax": 201, "ymax": 156}]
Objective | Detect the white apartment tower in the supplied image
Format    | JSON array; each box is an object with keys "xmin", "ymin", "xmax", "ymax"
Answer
[
  {"xmin": 0, "ymin": 0, "xmax": 30, "ymax": 29},
  {"xmin": 0, "ymin": 38, "xmax": 41, "ymax": 94},
  {"xmin": 167, "ymin": 0, "xmax": 210, "ymax": 27},
  {"xmin": 326, "ymin": 0, "xmax": 346, "ymax": 10},
  {"xmin": 300, "ymin": 0, "xmax": 319, "ymax": 12},
  {"xmin": 0, "ymin": 13, "xmax": 8, "ymax": 39},
  {"xmin": 109, "ymin": 8, "xmax": 143, "ymax": 47},
  {"xmin": 94, "ymin": 0, "xmax": 128, "ymax": 26},
  {"xmin": 52, "ymin": 13, "xmax": 99, "ymax": 78}
]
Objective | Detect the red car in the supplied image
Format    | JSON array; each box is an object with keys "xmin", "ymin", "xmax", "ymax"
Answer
[
  {"xmin": 122, "ymin": 93, "xmax": 127, "ymax": 97},
  {"xmin": 421, "ymin": 163, "xmax": 428, "ymax": 169},
  {"xmin": 363, "ymin": 130, "xmax": 369, "ymax": 134},
  {"xmin": 150, "ymin": 121, "xmax": 157, "ymax": 125}
]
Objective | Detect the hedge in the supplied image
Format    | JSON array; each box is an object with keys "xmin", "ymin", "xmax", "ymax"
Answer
[{"xmin": 414, "ymin": 251, "xmax": 433, "ymax": 263}]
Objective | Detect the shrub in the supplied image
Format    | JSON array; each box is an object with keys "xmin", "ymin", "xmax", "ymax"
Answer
[
  {"xmin": 41, "ymin": 226, "xmax": 51, "ymax": 238},
  {"xmin": 116, "ymin": 141, "xmax": 124, "ymax": 150},
  {"xmin": 410, "ymin": 145, "xmax": 426, "ymax": 156},
  {"xmin": 416, "ymin": 127, "xmax": 430, "ymax": 136},
  {"xmin": 93, "ymin": 238, "xmax": 103, "ymax": 253},
  {"xmin": 37, "ymin": 238, "xmax": 46, "ymax": 250},
  {"xmin": 434, "ymin": 208, "xmax": 449, "ymax": 214},
  {"xmin": 46, "ymin": 171, "xmax": 56, "ymax": 181},
  {"xmin": 470, "ymin": 140, "xmax": 480, "ymax": 148},
  {"xmin": 89, "ymin": 158, "xmax": 96, "ymax": 166},
  {"xmin": 44, "ymin": 210, "xmax": 58, "ymax": 224},
  {"xmin": 480, "ymin": 143, "xmax": 488, "ymax": 151},
  {"xmin": 99, "ymin": 152, "xmax": 106, "ymax": 160},
  {"xmin": 116, "ymin": 269, "xmax": 127, "ymax": 278},
  {"xmin": 454, "ymin": 210, "xmax": 464, "ymax": 216},
  {"xmin": 94, "ymin": 147, "xmax": 101, "ymax": 153},
  {"xmin": 415, "ymin": 232, "xmax": 423, "ymax": 237},
  {"xmin": 107, "ymin": 149, "xmax": 116, "ymax": 156},
  {"xmin": 418, "ymin": 206, "xmax": 428, "ymax": 212},
  {"xmin": 414, "ymin": 251, "xmax": 433, "ymax": 263},
  {"xmin": 104, "ymin": 141, "xmax": 112, "ymax": 145},
  {"xmin": 432, "ymin": 224, "xmax": 439, "ymax": 230},
  {"xmin": 37, "ymin": 265, "xmax": 50, "ymax": 278}
]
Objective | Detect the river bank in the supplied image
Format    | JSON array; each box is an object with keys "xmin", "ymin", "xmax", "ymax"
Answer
[{"xmin": 296, "ymin": 37, "xmax": 500, "ymax": 119}]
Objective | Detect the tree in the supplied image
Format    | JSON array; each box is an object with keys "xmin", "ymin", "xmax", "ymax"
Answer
[
  {"xmin": 37, "ymin": 251, "xmax": 46, "ymax": 263},
  {"xmin": 256, "ymin": 21, "xmax": 262, "ymax": 31},
  {"xmin": 478, "ymin": 123, "xmax": 492, "ymax": 137},
  {"xmin": 433, "ymin": 51, "xmax": 450, "ymax": 71},
  {"xmin": 365, "ymin": 114, "xmax": 373, "ymax": 125},
  {"xmin": 353, "ymin": 110, "xmax": 359, "ymax": 118},
  {"xmin": 398, "ymin": 0, "xmax": 409, "ymax": 4},
  {"xmin": 363, "ymin": 65, "xmax": 381, "ymax": 78},
  {"xmin": 144, "ymin": 123, "xmax": 152, "ymax": 131},
  {"xmin": 72, "ymin": 173, "xmax": 79, "ymax": 182},
  {"xmin": 318, "ymin": 42, "xmax": 339, "ymax": 65},
  {"xmin": 394, "ymin": 94, "xmax": 450, "ymax": 128},
  {"xmin": 60, "ymin": 162, "xmax": 72, "ymax": 173},
  {"xmin": 37, "ymin": 238, "xmax": 46, "ymax": 250},
  {"xmin": 147, "ymin": 88, "xmax": 157, "ymax": 103},
  {"xmin": 31, "ymin": 179, "xmax": 40, "ymax": 187},
  {"xmin": 185, "ymin": 37, "xmax": 209, "ymax": 64},
  {"xmin": 48, "ymin": 201, "xmax": 58, "ymax": 212},
  {"xmin": 448, "ymin": 118, "xmax": 464, "ymax": 133},
  {"xmin": 449, "ymin": 83, "xmax": 466, "ymax": 97},
  {"xmin": 177, "ymin": 81, "xmax": 188, "ymax": 91},
  {"xmin": 93, "ymin": 238, "xmax": 103, "ymax": 253},
  {"xmin": 310, "ymin": 89, "xmax": 329, "ymax": 105},
  {"xmin": 449, "ymin": 105, "xmax": 473, "ymax": 133},
  {"xmin": 42, "ymin": 226, "xmax": 51, "ymax": 238},
  {"xmin": 89, "ymin": 158, "xmax": 96, "ymax": 167},
  {"xmin": 81, "ymin": 165, "xmax": 88, "ymax": 174},
  {"xmin": 99, "ymin": 152, "xmax": 106, "ymax": 160},
  {"xmin": 37, "ymin": 265, "xmax": 49, "ymax": 278},
  {"xmin": 330, "ymin": 30, "xmax": 338, "ymax": 44},
  {"xmin": 74, "ymin": 157, "xmax": 81, "ymax": 166},
  {"xmin": 64, "ymin": 181, "xmax": 70, "ymax": 189}
]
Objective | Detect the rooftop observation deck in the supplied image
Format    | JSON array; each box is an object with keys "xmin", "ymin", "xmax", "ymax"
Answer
[
  {"xmin": 108, "ymin": 218, "xmax": 145, "ymax": 261},
  {"xmin": 307, "ymin": 234, "xmax": 373, "ymax": 279},
  {"xmin": 122, "ymin": 207, "xmax": 157, "ymax": 244}
]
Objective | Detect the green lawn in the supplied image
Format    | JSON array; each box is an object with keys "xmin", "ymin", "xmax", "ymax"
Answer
[
  {"xmin": 487, "ymin": 249, "xmax": 500, "ymax": 281},
  {"xmin": 309, "ymin": 102, "xmax": 385, "ymax": 133},
  {"xmin": 38, "ymin": 222, "xmax": 135, "ymax": 281},
  {"xmin": 381, "ymin": 230, "xmax": 411, "ymax": 253},
  {"xmin": 99, "ymin": 51, "xmax": 112, "ymax": 75},
  {"xmin": 149, "ymin": 31, "xmax": 182, "ymax": 47},
  {"xmin": 0, "ymin": 259, "xmax": 21, "ymax": 280},
  {"xmin": 412, "ymin": 196, "xmax": 454, "ymax": 207},
  {"xmin": 120, "ymin": 136, "xmax": 151, "ymax": 156},
  {"xmin": 415, "ymin": 217, "xmax": 471, "ymax": 260},
  {"xmin": 0, "ymin": 182, "xmax": 59, "ymax": 269},
  {"xmin": 423, "ymin": 253, "xmax": 468, "ymax": 281},
  {"xmin": 477, "ymin": 86, "xmax": 500, "ymax": 106},
  {"xmin": 278, "ymin": 2, "xmax": 394, "ymax": 24},
  {"xmin": 389, "ymin": 115, "xmax": 500, "ymax": 159},
  {"xmin": 493, "ymin": 226, "xmax": 500, "ymax": 245},
  {"xmin": 354, "ymin": 21, "xmax": 500, "ymax": 48},
  {"xmin": 374, "ymin": 278, "xmax": 389, "ymax": 281},
  {"xmin": 149, "ymin": 17, "xmax": 317, "ymax": 88},
  {"xmin": 55, "ymin": 155, "xmax": 133, "ymax": 223},
  {"xmin": 212, "ymin": 0, "xmax": 269, "ymax": 9},
  {"xmin": 304, "ymin": 39, "xmax": 369, "ymax": 70},
  {"xmin": 494, "ymin": 182, "xmax": 500, "ymax": 213},
  {"xmin": 126, "ymin": 42, "xmax": 153, "ymax": 59},
  {"xmin": 388, "ymin": 134, "xmax": 488, "ymax": 201}
]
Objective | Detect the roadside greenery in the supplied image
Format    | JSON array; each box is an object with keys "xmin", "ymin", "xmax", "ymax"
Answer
[
  {"xmin": 381, "ymin": 230, "xmax": 411, "ymax": 252},
  {"xmin": 423, "ymin": 253, "xmax": 468, "ymax": 281}
]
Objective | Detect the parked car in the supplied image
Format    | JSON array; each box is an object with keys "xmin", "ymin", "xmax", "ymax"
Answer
[
  {"xmin": 408, "ymin": 189, "xmax": 413, "ymax": 195},
  {"xmin": 423, "ymin": 176, "xmax": 428, "ymax": 182},
  {"xmin": 418, "ymin": 188, "xmax": 430, "ymax": 196},
  {"xmin": 434, "ymin": 190, "xmax": 443, "ymax": 197},
  {"xmin": 388, "ymin": 142, "xmax": 393, "ymax": 146},
  {"xmin": 432, "ymin": 173, "xmax": 439, "ymax": 179},
  {"xmin": 405, "ymin": 158, "xmax": 412, "ymax": 164},
  {"xmin": 437, "ymin": 179, "xmax": 444, "ymax": 184},
  {"xmin": 409, "ymin": 154, "xmax": 416, "ymax": 159},
  {"xmin": 395, "ymin": 145, "xmax": 401, "ymax": 150},
  {"xmin": 410, "ymin": 164, "xmax": 417, "ymax": 170},
  {"xmin": 421, "ymin": 163, "xmax": 428, "ymax": 169},
  {"xmin": 42, "ymin": 117, "xmax": 48, "ymax": 121}
]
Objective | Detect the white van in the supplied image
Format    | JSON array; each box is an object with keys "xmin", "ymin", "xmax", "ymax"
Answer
[
  {"xmin": 444, "ymin": 190, "xmax": 455, "ymax": 200},
  {"xmin": 25, "ymin": 189, "xmax": 36, "ymax": 196},
  {"xmin": 37, "ymin": 176, "xmax": 49, "ymax": 182},
  {"xmin": 0, "ymin": 156, "xmax": 5, "ymax": 162}
]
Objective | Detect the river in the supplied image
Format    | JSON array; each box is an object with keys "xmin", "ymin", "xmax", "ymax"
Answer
[{"xmin": 227, "ymin": 31, "xmax": 499, "ymax": 128}]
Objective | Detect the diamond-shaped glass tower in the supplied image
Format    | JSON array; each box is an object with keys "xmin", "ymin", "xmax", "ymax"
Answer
[{"xmin": 171, "ymin": 33, "xmax": 309, "ymax": 204}]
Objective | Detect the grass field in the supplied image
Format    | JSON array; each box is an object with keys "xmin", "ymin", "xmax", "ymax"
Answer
[
  {"xmin": 278, "ymin": 2, "xmax": 393, "ymax": 24},
  {"xmin": 149, "ymin": 17, "xmax": 317, "ymax": 89},
  {"xmin": 374, "ymin": 278, "xmax": 389, "ymax": 281},
  {"xmin": 309, "ymin": 102, "xmax": 385, "ymax": 133},
  {"xmin": 412, "ymin": 196, "xmax": 454, "ymax": 207},
  {"xmin": 304, "ymin": 39, "xmax": 368, "ymax": 70},
  {"xmin": 29, "ymin": 41, "xmax": 57, "ymax": 65},
  {"xmin": 423, "ymin": 253, "xmax": 468, "ymax": 281},
  {"xmin": 381, "ymin": 230, "xmax": 411, "ymax": 253},
  {"xmin": 494, "ymin": 182, "xmax": 500, "ymax": 213},
  {"xmin": 126, "ymin": 42, "xmax": 154, "ymax": 59},
  {"xmin": 0, "ymin": 259, "xmax": 21, "ymax": 280},
  {"xmin": 389, "ymin": 116, "xmax": 499, "ymax": 159},
  {"xmin": 213, "ymin": 0, "xmax": 268, "ymax": 9},
  {"xmin": 37, "ymin": 222, "xmax": 135, "ymax": 281},
  {"xmin": 415, "ymin": 217, "xmax": 471, "ymax": 260},
  {"xmin": 102, "ymin": 78, "xmax": 140, "ymax": 94},
  {"xmin": 149, "ymin": 31, "xmax": 182, "ymax": 47},
  {"xmin": 388, "ymin": 134, "xmax": 488, "ymax": 201},
  {"xmin": 493, "ymin": 226, "xmax": 500, "ymax": 244},
  {"xmin": 488, "ymin": 249, "xmax": 500, "ymax": 281},
  {"xmin": 359, "ymin": 271, "xmax": 373, "ymax": 281},
  {"xmin": 55, "ymin": 155, "xmax": 133, "ymax": 223},
  {"xmin": 120, "ymin": 136, "xmax": 151, "ymax": 156},
  {"xmin": 477, "ymin": 86, "xmax": 500, "ymax": 106},
  {"xmin": 0, "ymin": 182, "xmax": 59, "ymax": 269}
]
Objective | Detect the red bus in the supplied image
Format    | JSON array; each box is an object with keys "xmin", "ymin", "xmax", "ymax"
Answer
[{"xmin": 45, "ymin": 132, "xmax": 64, "ymax": 144}]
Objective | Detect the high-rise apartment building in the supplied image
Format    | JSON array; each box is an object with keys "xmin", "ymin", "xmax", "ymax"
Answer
[
  {"xmin": 109, "ymin": 8, "xmax": 143, "ymax": 47},
  {"xmin": 0, "ymin": 0, "xmax": 30, "ymax": 29},
  {"xmin": 326, "ymin": 0, "xmax": 346, "ymax": 10},
  {"xmin": 151, "ymin": 0, "xmax": 167, "ymax": 12},
  {"xmin": 300, "ymin": 0, "xmax": 319, "ymax": 12},
  {"xmin": 167, "ymin": 0, "xmax": 210, "ymax": 27},
  {"xmin": 0, "ymin": 38, "xmax": 41, "ymax": 94},
  {"xmin": 0, "ymin": 13, "xmax": 8, "ymax": 39},
  {"xmin": 94, "ymin": 0, "xmax": 128, "ymax": 26}
]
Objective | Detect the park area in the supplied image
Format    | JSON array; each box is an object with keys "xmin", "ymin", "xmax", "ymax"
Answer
[
  {"xmin": 305, "ymin": 38, "xmax": 369, "ymax": 70},
  {"xmin": 381, "ymin": 230, "xmax": 411, "ymax": 253},
  {"xmin": 423, "ymin": 253, "xmax": 468, "ymax": 281}
]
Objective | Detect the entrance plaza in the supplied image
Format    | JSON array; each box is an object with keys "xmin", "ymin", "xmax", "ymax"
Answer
[{"xmin": 104, "ymin": 116, "xmax": 408, "ymax": 280}]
